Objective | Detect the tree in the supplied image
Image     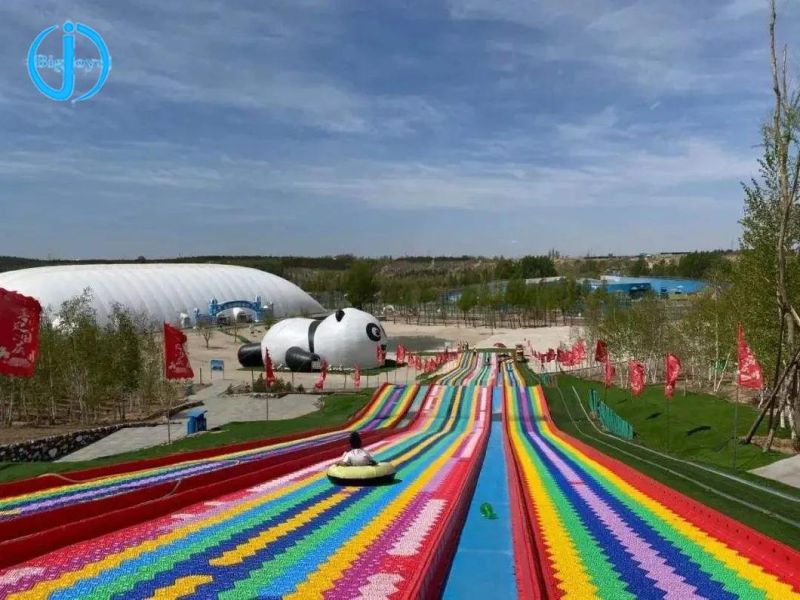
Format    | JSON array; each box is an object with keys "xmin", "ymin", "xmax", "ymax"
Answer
[
  {"xmin": 629, "ymin": 257, "xmax": 650, "ymax": 277},
  {"xmin": 196, "ymin": 320, "xmax": 215, "ymax": 349},
  {"xmin": 457, "ymin": 288, "xmax": 478, "ymax": 325},
  {"xmin": 741, "ymin": 0, "xmax": 800, "ymax": 449},
  {"xmin": 345, "ymin": 260, "xmax": 379, "ymax": 309}
]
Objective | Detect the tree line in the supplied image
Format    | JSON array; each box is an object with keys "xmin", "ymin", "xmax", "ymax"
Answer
[{"xmin": 0, "ymin": 292, "xmax": 180, "ymax": 426}]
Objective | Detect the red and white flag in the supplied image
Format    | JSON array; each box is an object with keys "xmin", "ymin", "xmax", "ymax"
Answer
[
  {"xmin": 604, "ymin": 359, "xmax": 616, "ymax": 388},
  {"xmin": 628, "ymin": 360, "xmax": 645, "ymax": 396},
  {"xmin": 595, "ymin": 340, "xmax": 608, "ymax": 363},
  {"xmin": 396, "ymin": 345, "xmax": 406, "ymax": 365},
  {"xmin": 665, "ymin": 353, "xmax": 681, "ymax": 398},
  {"xmin": 164, "ymin": 322, "xmax": 194, "ymax": 380},
  {"xmin": 314, "ymin": 360, "xmax": 329, "ymax": 391},
  {"xmin": 737, "ymin": 324, "xmax": 763, "ymax": 390},
  {"xmin": 353, "ymin": 364, "xmax": 361, "ymax": 390},
  {"xmin": 264, "ymin": 348, "xmax": 276, "ymax": 387},
  {"xmin": 376, "ymin": 345, "xmax": 385, "ymax": 365},
  {"xmin": 0, "ymin": 288, "xmax": 42, "ymax": 377}
]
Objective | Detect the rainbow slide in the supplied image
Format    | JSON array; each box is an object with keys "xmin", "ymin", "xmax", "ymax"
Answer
[
  {"xmin": 2, "ymin": 351, "xmax": 800, "ymax": 598},
  {"xmin": 0, "ymin": 384, "xmax": 420, "ymax": 564},
  {"xmin": 505, "ymin": 380, "xmax": 800, "ymax": 599},
  {"xmin": 0, "ymin": 384, "xmax": 490, "ymax": 599}
]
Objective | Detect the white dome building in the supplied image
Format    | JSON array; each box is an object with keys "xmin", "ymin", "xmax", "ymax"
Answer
[{"xmin": 0, "ymin": 264, "xmax": 324, "ymax": 326}]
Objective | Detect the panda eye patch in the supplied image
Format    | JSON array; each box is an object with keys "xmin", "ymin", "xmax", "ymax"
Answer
[{"xmin": 366, "ymin": 323, "xmax": 382, "ymax": 341}]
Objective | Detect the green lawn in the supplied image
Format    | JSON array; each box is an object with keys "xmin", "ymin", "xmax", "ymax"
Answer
[
  {"xmin": 519, "ymin": 366, "xmax": 800, "ymax": 550},
  {"xmin": 0, "ymin": 390, "xmax": 373, "ymax": 484},
  {"xmin": 562, "ymin": 374, "xmax": 789, "ymax": 472}
]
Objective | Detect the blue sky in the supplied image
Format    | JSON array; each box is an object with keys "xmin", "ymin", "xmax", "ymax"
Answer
[{"xmin": 0, "ymin": 0, "xmax": 796, "ymax": 259}]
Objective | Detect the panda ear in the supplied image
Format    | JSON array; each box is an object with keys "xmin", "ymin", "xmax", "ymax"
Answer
[{"xmin": 335, "ymin": 309, "xmax": 345, "ymax": 322}]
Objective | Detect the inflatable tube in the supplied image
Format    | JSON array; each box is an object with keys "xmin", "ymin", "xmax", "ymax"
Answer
[{"xmin": 327, "ymin": 462, "xmax": 396, "ymax": 485}]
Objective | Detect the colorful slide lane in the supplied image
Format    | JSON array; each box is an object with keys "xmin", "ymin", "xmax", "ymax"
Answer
[
  {"xmin": 438, "ymin": 351, "xmax": 500, "ymax": 387},
  {"xmin": 442, "ymin": 385, "xmax": 517, "ymax": 600},
  {"xmin": 0, "ymin": 384, "xmax": 417, "ymax": 525},
  {"xmin": 506, "ymin": 380, "xmax": 800, "ymax": 599},
  {"xmin": 0, "ymin": 384, "xmax": 490, "ymax": 599}
]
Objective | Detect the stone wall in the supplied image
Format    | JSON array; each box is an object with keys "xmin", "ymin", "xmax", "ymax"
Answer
[{"xmin": 0, "ymin": 424, "xmax": 143, "ymax": 462}]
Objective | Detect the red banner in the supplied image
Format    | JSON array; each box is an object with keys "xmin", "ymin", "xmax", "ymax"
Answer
[
  {"xmin": 264, "ymin": 348, "xmax": 276, "ymax": 387},
  {"xmin": 665, "ymin": 353, "xmax": 681, "ymax": 398},
  {"xmin": 314, "ymin": 360, "xmax": 328, "ymax": 391},
  {"xmin": 737, "ymin": 324, "xmax": 763, "ymax": 390},
  {"xmin": 0, "ymin": 288, "xmax": 42, "ymax": 377},
  {"xmin": 594, "ymin": 340, "xmax": 608, "ymax": 363},
  {"xmin": 573, "ymin": 339, "xmax": 587, "ymax": 363},
  {"xmin": 163, "ymin": 323, "xmax": 194, "ymax": 380},
  {"xmin": 353, "ymin": 364, "xmax": 361, "ymax": 390},
  {"xmin": 604, "ymin": 359, "xmax": 616, "ymax": 388},
  {"xmin": 558, "ymin": 348, "xmax": 577, "ymax": 367},
  {"xmin": 628, "ymin": 360, "xmax": 645, "ymax": 396}
]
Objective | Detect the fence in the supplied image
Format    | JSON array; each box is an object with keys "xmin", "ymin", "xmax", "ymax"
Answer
[{"xmin": 587, "ymin": 389, "xmax": 635, "ymax": 440}]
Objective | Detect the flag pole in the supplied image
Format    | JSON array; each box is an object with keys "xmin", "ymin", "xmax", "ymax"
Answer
[
  {"xmin": 666, "ymin": 396, "xmax": 670, "ymax": 453},
  {"xmin": 733, "ymin": 384, "xmax": 739, "ymax": 470}
]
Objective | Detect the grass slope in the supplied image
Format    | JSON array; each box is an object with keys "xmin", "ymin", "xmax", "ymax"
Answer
[
  {"xmin": 0, "ymin": 390, "xmax": 373, "ymax": 484},
  {"xmin": 522, "ymin": 366, "xmax": 800, "ymax": 550},
  {"xmin": 562, "ymin": 374, "xmax": 788, "ymax": 471}
]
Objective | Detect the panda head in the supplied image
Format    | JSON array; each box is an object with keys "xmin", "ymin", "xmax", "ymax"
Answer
[{"xmin": 315, "ymin": 308, "xmax": 388, "ymax": 367}]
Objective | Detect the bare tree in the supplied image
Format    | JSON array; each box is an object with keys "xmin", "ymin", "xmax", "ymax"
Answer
[{"xmin": 196, "ymin": 320, "xmax": 215, "ymax": 349}]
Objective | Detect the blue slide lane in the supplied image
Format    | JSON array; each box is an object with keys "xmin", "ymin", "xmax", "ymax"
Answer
[{"xmin": 442, "ymin": 386, "xmax": 517, "ymax": 600}]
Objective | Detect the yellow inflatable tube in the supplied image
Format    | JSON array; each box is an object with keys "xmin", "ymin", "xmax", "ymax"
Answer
[{"xmin": 327, "ymin": 462, "xmax": 396, "ymax": 485}]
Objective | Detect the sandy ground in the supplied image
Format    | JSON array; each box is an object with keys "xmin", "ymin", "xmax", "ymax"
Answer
[{"xmin": 184, "ymin": 321, "xmax": 582, "ymax": 390}]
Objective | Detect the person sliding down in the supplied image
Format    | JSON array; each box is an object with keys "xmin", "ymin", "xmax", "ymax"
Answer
[{"xmin": 336, "ymin": 431, "xmax": 377, "ymax": 466}]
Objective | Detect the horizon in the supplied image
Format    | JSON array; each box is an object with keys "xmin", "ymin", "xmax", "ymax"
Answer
[{"xmin": 2, "ymin": 1, "xmax": 797, "ymax": 258}]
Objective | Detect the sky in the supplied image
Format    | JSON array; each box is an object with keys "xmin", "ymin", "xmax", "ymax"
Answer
[{"xmin": 0, "ymin": 0, "xmax": 797, "ymax": 259}]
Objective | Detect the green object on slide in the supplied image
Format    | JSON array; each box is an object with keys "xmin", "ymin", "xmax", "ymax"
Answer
[{"xmin": 480, "ymin": 502, "xmax": 497, "ymax": 520}]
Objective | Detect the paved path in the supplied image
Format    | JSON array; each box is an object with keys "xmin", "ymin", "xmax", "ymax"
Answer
[
  {"xmin": 751, "ymin": 453, "xmax": 800, "ymax": 489},
  {"xmin": 58, "ymin": 382, "xmax": 321, "ymax": 462}
]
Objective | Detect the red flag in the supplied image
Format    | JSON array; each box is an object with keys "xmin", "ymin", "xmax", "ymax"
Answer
[
  {"xmin": 396, "ymin": 345, "xmax": 406, "ymax": 365},
  {"xmin": 628, "ymin": 360, "xmax": 645, "ymax": 396},
  {"xmin": 163, "ymin": 322, "xmax": 194, "ymax": 380},
  {"xmin": 604, "ymin": 359, "xmax": 616, "ymax": 388},
  {"xmin": 665, "ymin": 353, "xmax": 681, "ymax": 398},
  {"xmin": 264, "ymin": 348, "xmax": 276, "ymax": 387},
  {"xmin": 573, "ymin": 339, "xmax": 587, "ymax": 362},
  {"xmin": 0, "ymin": 288, "xmax": 42, "ymax": 377},
  {"xmin": 594, "ymin": 340, "xmax": 608, "ymax": 363},
  {"xmin": 737, "ymin": 324, "xmax": 763, "ymax": 390},
  {"xmin": 314, "ymin": 360, "xmax": 328, "ymax": 391},
  {"xmin": 353, "ymin": 364, "xmax": 361, "ymax": 390}
]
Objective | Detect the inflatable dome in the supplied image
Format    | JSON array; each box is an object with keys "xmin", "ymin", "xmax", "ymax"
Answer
[
  {"xmin": 0, "ymin": 264, "xmax": 323, "ymax": 326},
  {"xmin": 238, "ymin": 307, "xmax": 388, "ymax": 371}
]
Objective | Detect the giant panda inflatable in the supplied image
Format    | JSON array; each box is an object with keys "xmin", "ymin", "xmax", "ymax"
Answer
[{"xmin": 237, "ymin": 308, "xmax": 388, "ymax": 372}]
